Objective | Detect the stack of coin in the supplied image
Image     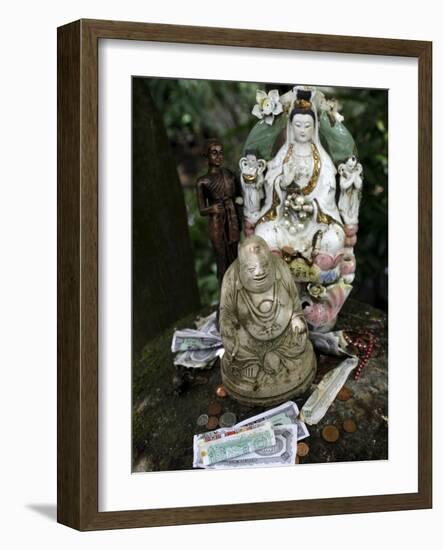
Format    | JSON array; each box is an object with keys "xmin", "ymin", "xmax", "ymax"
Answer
[{"xmin": 201, "ymin": 401, "xmax": 223, "ymax": 430}]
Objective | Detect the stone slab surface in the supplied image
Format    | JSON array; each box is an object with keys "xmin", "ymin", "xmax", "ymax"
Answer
[{"xmin": 132, "ymin": 299, "xmax": 388, "ymax": 471}]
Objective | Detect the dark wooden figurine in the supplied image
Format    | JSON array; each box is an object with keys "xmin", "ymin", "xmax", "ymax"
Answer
[{"xmin": 196, "ymin": 139, "xmax": 243, "ymax": 283}]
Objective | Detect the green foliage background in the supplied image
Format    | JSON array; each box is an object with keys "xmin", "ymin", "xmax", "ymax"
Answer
[{"xmin": 147, "ymin": 78, "xmax": 388, "ymax": 310}]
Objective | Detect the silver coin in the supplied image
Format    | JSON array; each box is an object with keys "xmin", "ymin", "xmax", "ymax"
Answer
[
  {"xmin": 196, "ymin": 414, "xmax": 209, "ymax": 427},
  {"xmin": 219, "ymin": 412, "xmax": 237, "ymax": 428}
]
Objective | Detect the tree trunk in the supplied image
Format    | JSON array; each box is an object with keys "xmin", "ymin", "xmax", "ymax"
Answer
[{"xmin": 132, "ymin": 78, "xmax": 200, "ymax": 354}]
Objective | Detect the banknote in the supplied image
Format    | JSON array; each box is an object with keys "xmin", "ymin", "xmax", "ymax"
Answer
[
  {"xmin": 235, "ymin": 400, "xmax": 309, "ymax": 441},
  {"xmin": 300, "ymin": 356, "xmax": 358, "ymax": 425},
  {"xmin": 195, "ymin": 421, "xmax": 276, "ymax": 466},
  {"xmin": 192, "ymin": 402, "xmax": 310, "ymax": 469},
  {"xmin": 203, "ymin": 424, "xmax": 299, "ymax": 470},
  {"xmin": 171, "ymin": 330, "xmax": 222, "ymax": 353},
  {"xmin": 195, "ymin": 420, "xmax": 259, "ymax": 446},
  {"xmin": 174, "ymin": 347, "xmax": 223, "ymax": 369},
  {"xmin": 193, "ymin": 421, "xmax": 268, "ymax": 469},
  {"xmin": 309, "ymin": 330, "xmax": 351, "ymax": 356},
  {"xmin": 194, "ymin": 311, "xmax": 220, "ymax": 337}
]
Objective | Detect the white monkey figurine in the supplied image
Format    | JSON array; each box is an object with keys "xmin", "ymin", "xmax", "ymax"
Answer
[
  {"xmin": 338, "ymin": 155, "xmax": 363, "ymax": 225},
  {"xmin": 239, "ymin": 149, "xmax": 267, "ymax": 226}
]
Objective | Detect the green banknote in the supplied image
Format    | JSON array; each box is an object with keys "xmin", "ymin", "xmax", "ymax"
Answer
[{"xmin": 197, "ymin": 421, "xmax": 275, "ymax": 466}]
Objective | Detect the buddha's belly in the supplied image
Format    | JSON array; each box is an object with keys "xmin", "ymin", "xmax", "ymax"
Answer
[{"xmin": 237, "ymin": 289, "xmax": 292, "ymax": 341}]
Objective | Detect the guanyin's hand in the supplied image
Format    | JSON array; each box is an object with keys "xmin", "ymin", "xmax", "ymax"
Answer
[{"xmin": 282, "ymin": 162, "xmax": 296, "ymax": 188}]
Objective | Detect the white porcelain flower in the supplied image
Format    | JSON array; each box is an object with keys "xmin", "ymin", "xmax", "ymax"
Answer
[
  {"xmin": 307, "ymin": 283, "xmax": 327, "ymax": 300},
  {"xmin": 319, "ymin": 97, "xmax": 344, "ymax": 123},
  {"xmin": 251, "ymin": 89, "xmax": 283, "ymax": 125}
]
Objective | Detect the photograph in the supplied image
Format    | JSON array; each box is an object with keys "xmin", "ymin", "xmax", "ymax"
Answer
[{"xmin": 131, "ymin": 77, "xmax": 389, "ymax": 472}]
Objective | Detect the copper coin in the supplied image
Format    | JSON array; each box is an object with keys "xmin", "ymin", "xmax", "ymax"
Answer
[
  {"xmin": 215, "ymin": 385, "xmax": 227, "ymax": 398},
  {"xmin": 206, "ymin": 416, "xmax": 219, "ymax": 430},
  {"xmin": 337, "ymin": 386, "xmax": 353, "ymax": 401},
  {"xmin": 194, "ymin": 376, "xmax": 209, "ymax": 385},
  {"xmin": 208, "ymin": 401, "xmax": 223, "ymax": 416},
  {"xmin": 343, "ymin": 419, "xmax": 358, "ymax": 433},
  {"xmin": 321, "ymin": 425, "xmax": 340, "ymax": 443},
  {"xmin": 297, "ymin": 442, "xmax": 310, "ymax": 457}
]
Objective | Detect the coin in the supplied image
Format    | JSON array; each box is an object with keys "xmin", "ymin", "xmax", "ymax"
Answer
[
  {"xmin": 297, "ymin": 442, "xmax": 310, "ymax": 457},
  {"xmin": 337, "ymin": 386, "xmax": 353, "ymax": 401},
  {"xmin": 215, "ymin": 385, "xmax": 227, "ymax": 398},
  {"xmin": 343, "ymin": 419, "xmax": 358, "ymax": 433},
  {"xmin": 193, "ymin": 376, "xmax": 209, "ymax": 385},
  {"xmin": 196, "ymin": 414, "xmax": 209, "ymax": 427},
  {"xmin": 321, "ymin": 425, "xmax": 340, "ymax": 443},
  {"xmin": 208, "ymin": 401, "xmax": 223, "ymax": 416},
  {"xmin": 219, "ymin": 412, "xmax": 237, "ymax": 428},
  {"xmin": 206, "ymin": 416, "xmax": 219, "ymax": 430}
]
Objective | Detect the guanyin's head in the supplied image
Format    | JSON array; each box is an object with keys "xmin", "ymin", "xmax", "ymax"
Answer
[{"xmin": 289, "ymin": 89, "xmax": 316, "ymax": 144}]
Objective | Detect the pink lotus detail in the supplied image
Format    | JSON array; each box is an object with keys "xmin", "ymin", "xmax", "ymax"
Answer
[
  {"xmin": 345, "ymin": 235, "xmax": 357, "ymax": 247},
  {"xmin": 344, "ymin": 224, "xmax": 359, "ymax": 237},
  {"xmin": 340, "ymin": 254, "xmax": 356, "ymax": 275},
  {"xmin": 303, "ymin": 282, "xmax": 352, "ymax": 331},
  {"xmin": 313, "ymin": 251, "xmax": 345, "ymax": 271}
]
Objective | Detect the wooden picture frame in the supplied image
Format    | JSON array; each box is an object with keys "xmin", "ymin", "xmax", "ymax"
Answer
[{"xmin": 57, "ymin": 18, "xmax": 432, "ymax": 530}]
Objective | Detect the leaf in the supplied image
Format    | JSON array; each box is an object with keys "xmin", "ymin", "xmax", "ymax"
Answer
[
  {"xmin": 318, "ymin": 111, "xmax": 357, "ymax": 163},
  {"xmin": 243, "ymin": 114, "xmax": 288, "ymax": 160}
]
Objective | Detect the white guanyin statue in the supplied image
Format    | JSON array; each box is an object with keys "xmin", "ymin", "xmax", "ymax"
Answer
[{"xmin": 239, "ymin": 86, "xmax": 364, "ymax": 332}]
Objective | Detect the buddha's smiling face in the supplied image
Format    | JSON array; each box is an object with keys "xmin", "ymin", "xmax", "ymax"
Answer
[
  {"xmin": 291, "ymin": 113, "xmax": 314, "ymax": 143},
  {"xmin": 239, "ymin": 238, "xmax": 275, "ymax": 293}
]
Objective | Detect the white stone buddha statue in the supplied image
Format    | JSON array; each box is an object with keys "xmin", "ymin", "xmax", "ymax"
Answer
[{"xmin": 220, "ymin": 236, "xmax": 317, "ymax": 406}]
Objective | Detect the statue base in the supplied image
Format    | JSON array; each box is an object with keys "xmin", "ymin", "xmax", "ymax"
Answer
[{"xmin": 221, "ymin": 348, "xmax": 317, "ymax": 407}]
